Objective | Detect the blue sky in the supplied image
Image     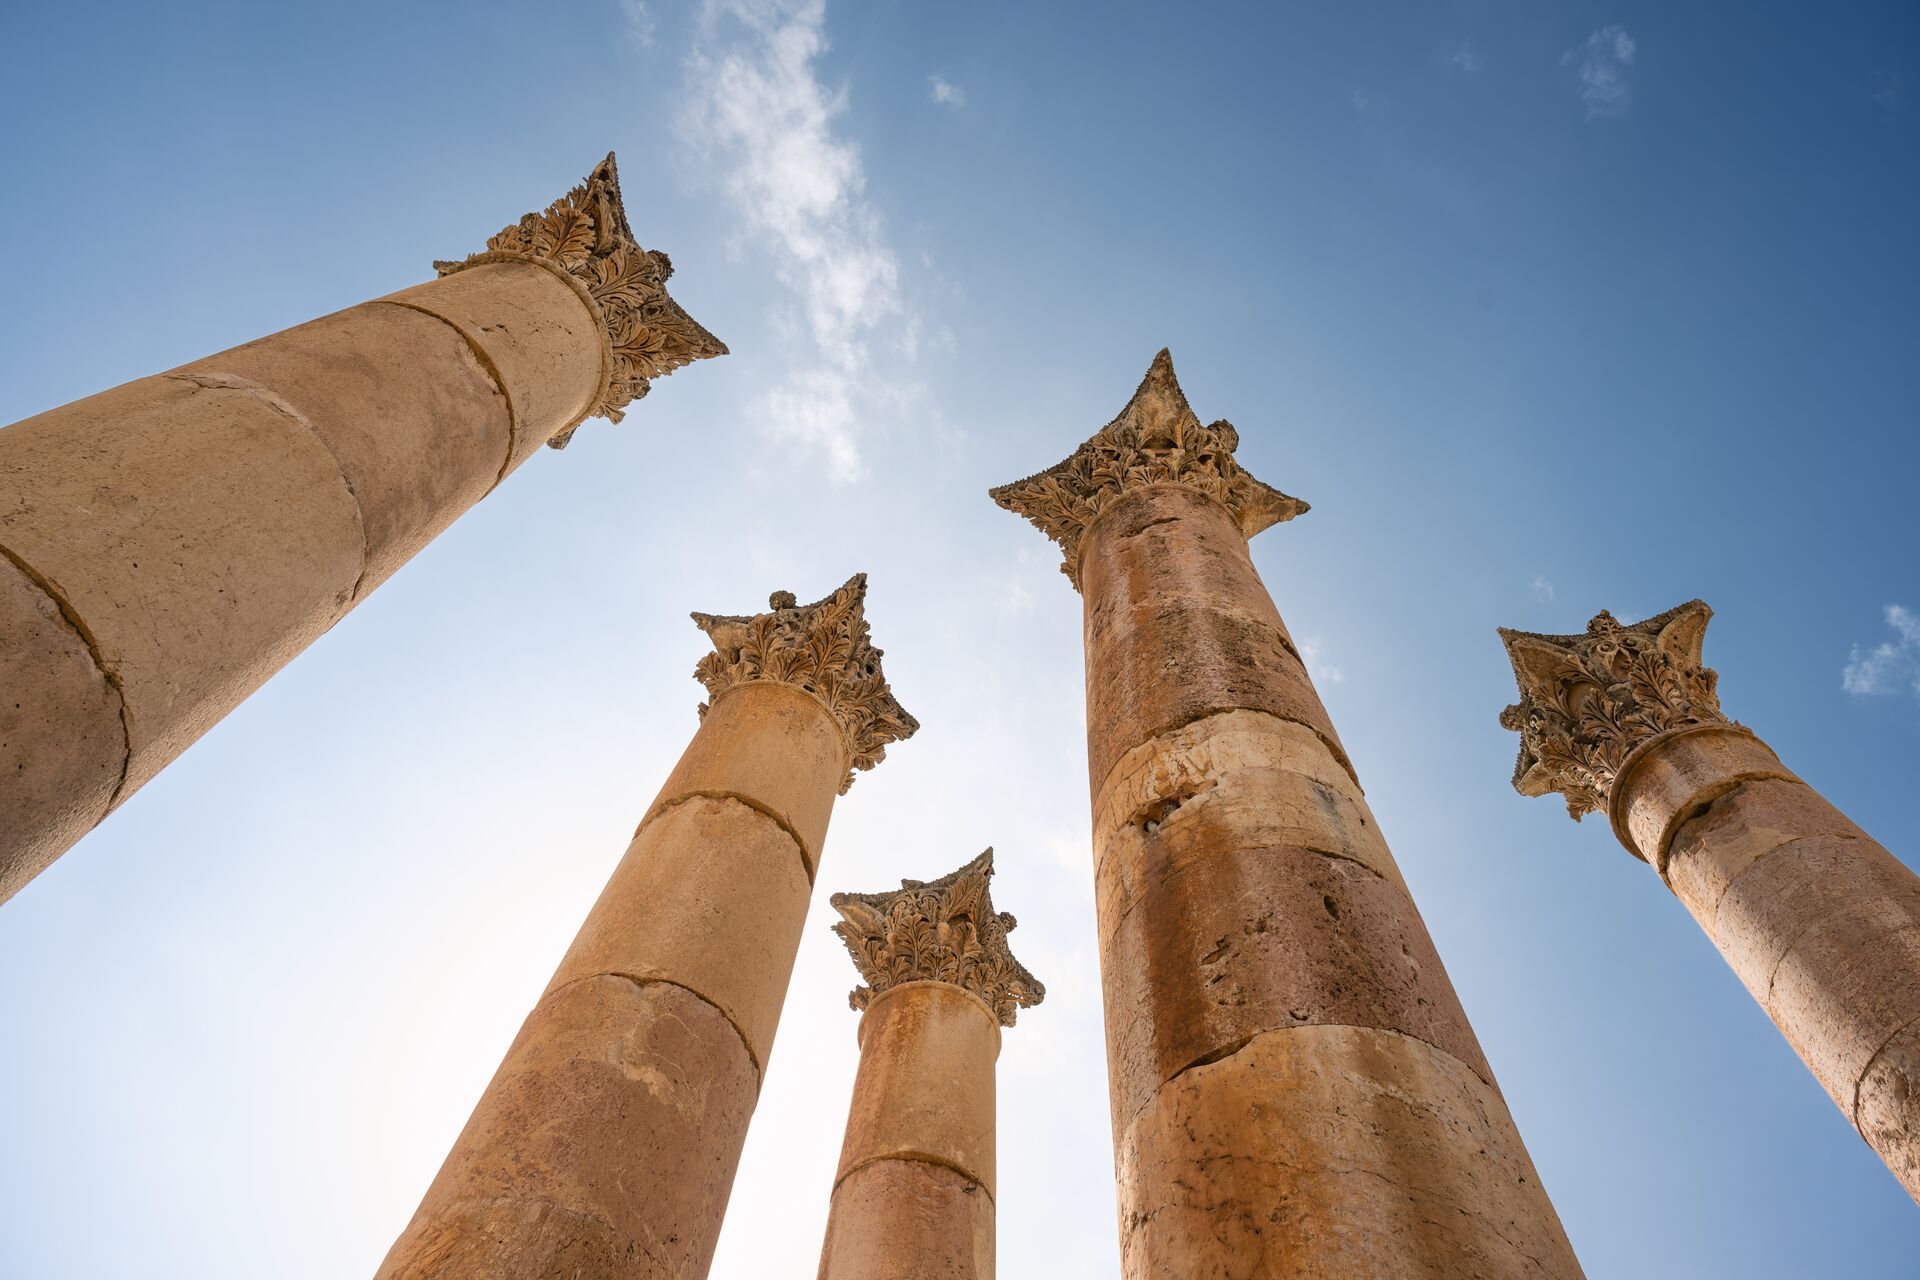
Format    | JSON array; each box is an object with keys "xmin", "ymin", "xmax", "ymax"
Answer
[{"xmin": 2, "ymin": 2, "xmax": 1917, "ymax": 1276}]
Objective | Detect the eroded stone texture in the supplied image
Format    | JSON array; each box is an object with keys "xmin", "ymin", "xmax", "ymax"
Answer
[
  {"xmin": 817, "ymin": 1159, "xmax": 995, "ymax": 1280},
  {"xmin": 180, "ymin": 302, "xmax": 512, "ymax": 592},
  {"xmin": 547, "ymin": 791, "xmax": 814, "ymax": 1070},
  {"xmin": 377, "ymin": 975, "xmax": 757, "ymax": 1279},
  {"xmin": 0, "ymin": 152, "xmax": 725, "ymax": 904},
  {"xmin": 385, "ymin": 580, "xmax": 916, "ymax": 1275},
  {"xmin": 0, "ymin": 554, "xmax": 124, "ymax": 899},
  {"xmin": 1500, "ymin": 599, "xmax": 1920, "ymax": 1203},
  {"xmin": 818, "ymin": 856, "xmax": 1040, "ymax": 1280},
  {"xmin": 996, "ymin": 350, "xmax": 1579, "ymax": 1276},
  {"xmin": 1116, "ymin": 1025, "xmax": 1583, "ymax": 1279}
]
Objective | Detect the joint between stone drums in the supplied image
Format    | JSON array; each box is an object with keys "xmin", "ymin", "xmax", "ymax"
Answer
[
  {"xmin": 1606, "ymin": 721, "xmax": 1772, "ymax": 877},
  {"xmin": 161, "ymin": 369, "xmax": 375, "ymax": 601},
  {"xmin": 544, "ymin": 969, "xmax": 764, "ymax": 1089},
  {"xmin": 1854, "ymin": 1008, "xmax": 1920, "ymax": 1129},
  {"xmin": 0, "ymin": 539, "xmax": 135, "ymax": 810},
  {"xmin": 440, "ymin": 251, "xmax": 616, "ymax": 450},
  {"xmin": 641, "ymin": 786, "xmax": 821, "ymax": 884},
  {"xmin": 1145, "ymin": 1020, "xmax": 1509, "ymax": 1133},
  {"xmin": 831, "ymin": 1151, "xmax": 996, "ymax": 1207},
  {"xmin": 367, "ymin": 298, "xmax": 526, "ymax": 493}
]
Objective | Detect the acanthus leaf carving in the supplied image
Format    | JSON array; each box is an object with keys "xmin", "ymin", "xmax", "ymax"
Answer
[
  {"xmin": 830, "ymin": 849, "xmax": 1045, "ymax": 1028},
  {"xmin": 988, "ymin": 348, "xmax": 1307, "ymax": 589},
  {"xmin": 692, "ymin": 573, "xmax": 918, "ymax": 794},
  {"xmin": 1498, "ymin": 600, "xmax": 1728, "ymax": 821},
  {"xmin": 434, "ymin": 152, "xmax": 727, "ymax": 447}
]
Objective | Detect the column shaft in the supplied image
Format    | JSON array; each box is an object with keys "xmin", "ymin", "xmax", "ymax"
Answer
[
  {"xmin": 1618, "ymin": 725, "xmax": 1920, "ymax": 1199},
  {"xmin": 1083, "ymin": 486, "xmax": 1580, "ymax": 1277},
  {"xmin": 817, "ymin": 983, "xmax": 999, "ymax": 1280},
  {"xmin": 379, "ymin": 682, "xmax": 846, "ymax": 1278},
  {"xmin": 0, "ymin": 155, "xmax": 722, "ymax": 902}
]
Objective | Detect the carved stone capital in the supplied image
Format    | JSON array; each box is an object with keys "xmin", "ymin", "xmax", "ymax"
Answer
[
  {"xmin": 435, "ymin": 152, "xmax": 727, "ymax": 446},
  {"xmin": 1498, "ymin": 600, "xmax": 1729, "ymax": 821},
  {"xmin": 692, "ymin": 573, "xmax": 918, "ymax": 794},
  {"xmin": 830, "ymin": 849, "xmax": 1045, "ymax": 1028},
  {"xmin": 988, "ymin": 348, "xmax": 1307, "ymax": 589}
]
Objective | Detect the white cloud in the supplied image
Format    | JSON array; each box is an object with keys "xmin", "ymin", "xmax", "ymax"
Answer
[
  {"xmin": 1531, "ymin": 575, "xmax": 1555, "ymax": 602},
  {"xmin": 1449, "ymin": 41, "xmax": 1483, "ymax": 73},
  {"xmin": 621, "ymin": 0, "xmax": 655, "ymax": 47},
  {"xmin": 928, "ymin": 74, "xmax": 966, "ymax": 109},
  {"xmin": 1565, "ymin": 25, "xmax": 1636, "ymax": 120},
  {"xmin": 682, "ymin": 0, "xmax": 912, "ymax": 482},
  {"xmin": 1843, "ymin": 605, "xmax": 1920, "ymax": 700},
  {"xmin": 1300, "ymin": 636, "xmax": 1345, "ymax": 685}
]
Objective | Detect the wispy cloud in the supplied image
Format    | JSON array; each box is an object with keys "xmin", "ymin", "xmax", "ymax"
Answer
[
  {"xmin": 1449, "ymin": 41, "xmax": 1483, "ymax": 73},
  {"xmin": 1300, "ymin": 636, "xmax": 1345, "ymax": 685},
  {"xmin": 928, "ymin": 75, "xmax": 966, "ymax": 109},
  {"xmin": 682, "ymin": 0, "xmax": 909, "ymax": 482},
  {"xmin": 1871, "ymin": 70, "xmax": 1905, "ymax": 109},
  {"xmin": 621, "ymin": 0, "xmax": 655, "ymax": 47},
  {"xmin": 1531, "ymin": 575, "xmax": 1555, "ymax": 602},
  {"xmin": 1843, "ymin": 605, "xmax": 1920, "ymax": 701},
  {"xmin": 1565, "ymin": 25, "xmax": 1636, "ymax": 119}
]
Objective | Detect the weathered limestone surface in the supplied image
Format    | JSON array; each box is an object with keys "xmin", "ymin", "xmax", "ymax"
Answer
[
  {"xmin": 0, "ymin": 154, "xmax": 725, "ymax": 904},
  {"xmin": 995, "ymin": 350, "xmax": 1580, "ymax": 1277},
  {"xmin": 1117, "ymin": 1024, "xmax": 1584, "ymax": 1279},
  {"xmin": 1501, "ymin": 601, "xmax": 1920, "ymax": 1203},
  {"xmin": 381, "ymin": 580, "xmax": 915, "ymax": 1279},
  {"xmin": 817, "ymin": 852, "xmax": 1042, "ymax": 1280}
]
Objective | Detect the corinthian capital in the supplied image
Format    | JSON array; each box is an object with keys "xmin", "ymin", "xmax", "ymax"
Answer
[
  {"xmin": 830, "ymin": 849, "xmax": 1045, "ymax": 1028},
  {"xmin": 1498, "ymin": 600, "xmax": 1728, "ymax": 821},
  {"xmin": 435, "ymin": 152, "xmax": 727, "ymax": 445},
  {"xmin": 692, "ymin": 574, "xmax": 918, "ymax": 794},
  {"xmin": 988, "ymin": 348, "xmax": 1307, "ymax": 588}
]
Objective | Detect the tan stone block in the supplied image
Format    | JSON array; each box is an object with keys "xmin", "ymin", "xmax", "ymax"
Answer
[
  {"xmin": 1708, "ymin": 831, "xmax": 1914, "ymax": 998},
  {"xmin": 1766, "ymin": 908, "xmax": 1920, "ymax": 1115},
  {"xmin": 1116, "ymin": 1024, "xmax": 1582, "ymax": 1280},
  {"xmin": 1081, "ymin": 484, "xmax": 1296, "ymax": 648},
  {"xmin": 0, "ymin": 554, "xmax": 124, "ymax": 902},
  {"xmin": 545, "ymin": 794, "xmax": 812, "ymax": 1070},
  {"xmin": 382, "ymin": 262, "xmax": 602, "ymax": 465},
  {"xmin": 1610, "ymin": 725, "xmax": 1796, "ymax": 868},
  {"xmin": 378, "ymin": 974, "xmax": 757, "ymax": 1280},
  {"xmin": 1079, "ymin": 489, "xmax": 1346, "ymax": 793},
  {"xmin": 1093, "ymin": 720, "xmax": 1402, "ymax": 901},
  {"xmin": 837, "ymin": 983, "xmax": 999, "ymax": 1195},
  {"xmin": 179, "ymin": 302, "xmax": 511, "ymax": 594},
  {"xmin": 1098, "ymin": 839, "xmax": 1488, "ymax": 1133},
  {"xmin": 0, "ymin": 374, "xmax": 364, "ymax": 798},
  {"xmin": 1855, "ymin": 1018, "xmax": 1920, "ymax": 1204},
  {"xmin": 1096, "ymin": 709, "xmax": 1364, "ymax": 830},
  {"xmin": 646, "ymin": 681, "xmax": 847, "ymax": 875},
  {"xmin": 818, "ymin": 1158, "xmax": 994, "ymax": 1280},
  {"xmin": 1667, "ymin": 777, "xmax": 1870, "ymax": 924}
]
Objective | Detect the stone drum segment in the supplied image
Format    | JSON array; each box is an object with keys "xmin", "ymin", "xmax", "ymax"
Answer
[{"xmin": 993, "ymin": 350, "xmax": 1583, "ymax": 1278}]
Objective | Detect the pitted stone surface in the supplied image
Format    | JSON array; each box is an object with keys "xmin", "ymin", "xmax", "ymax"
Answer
[
  {"xmin": 1117, "ymin": 1024, "xmax": 1583, "ymax": 1279},
  {"xmin": 819, "ymin": 1158, "xmax": 995, "ymax": 1280},
  {"xmin": 378, "ymin": 975, "xmax": 757, "ymax": 1280}
]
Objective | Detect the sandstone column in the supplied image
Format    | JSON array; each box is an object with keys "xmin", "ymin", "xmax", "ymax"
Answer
[
  {"xmin": 1499, "ymin": 601, "xmax": 1920, "ymax": 1202},
  {"xmin": 378, "ymin": 576, "xmax": 917, "ymax": 1279},
  {"xmin": 816, "ymin": 850, "xmax": 1044, "ymax": 1280},
  {"xmin": 991, "ymin": 351, "xmax": 1582, "ymax": 1278},
  {"xmin": 0, "ymin": 154, "xmax": 726, "ymax": 904}
]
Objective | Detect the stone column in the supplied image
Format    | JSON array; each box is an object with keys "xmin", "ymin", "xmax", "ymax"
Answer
[
  {"xmin": 378, "ymin": 576, "xmax": 917, "ymax": 1279},
  {"xmin": 1499, "ymin": 601, "xmax": 1920, "ymax": 1202},
  {"xmin": 816, "ymin": 850, "xmax": 1044, "ymax": 1280},
  {"xmin": 0, "ymin": 154, "xmax": 725, "ymax": 904},
  {"xmin": 991, "ymin": 351, "xmax": 1583, "ymax": 1278}
]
